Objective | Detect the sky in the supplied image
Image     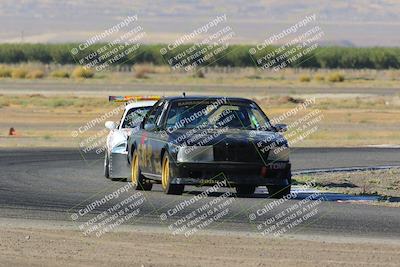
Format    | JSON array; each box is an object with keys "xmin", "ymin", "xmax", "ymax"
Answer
[{"xmin": 1, "ymin": 0, "xmax": 399, "ymax": 46}]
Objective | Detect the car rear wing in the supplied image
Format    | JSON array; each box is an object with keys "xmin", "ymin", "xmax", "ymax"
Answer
[{"xmin": 108, "ymin": 96, "xmax": 161, "ymax": 103}]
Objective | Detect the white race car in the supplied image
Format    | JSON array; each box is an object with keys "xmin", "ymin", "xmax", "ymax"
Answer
[{"xmin": 104, "ymin": 96, "xmax": 159, "ymax": 180}]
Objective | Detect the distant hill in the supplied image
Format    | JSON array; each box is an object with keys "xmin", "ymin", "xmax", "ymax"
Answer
[{"xmin": 0, "ymin": 0, "xmax": 399, "ymax": 46}]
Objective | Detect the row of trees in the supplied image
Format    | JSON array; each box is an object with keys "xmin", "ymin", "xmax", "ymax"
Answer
[{"xmin": 0, "ymin": 43, "xmax": 399, "ymax": 69}]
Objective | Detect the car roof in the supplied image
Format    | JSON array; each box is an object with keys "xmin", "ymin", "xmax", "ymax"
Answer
[
  {"xmin": 124, "ymin": 100, "xmax": 158, "ymax": 110},
  {"xmin": 162, "ymin": 96, "xmax": 253, "ymax": 102}
]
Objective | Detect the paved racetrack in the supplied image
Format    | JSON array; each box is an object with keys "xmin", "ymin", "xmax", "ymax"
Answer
[
  {"xmin": 0, "ymin": 147, "xmax": 399, "ymax": 239},
  {"xmin": 1, "ymin": 80, "xmax": 399, "ymax": 96}
]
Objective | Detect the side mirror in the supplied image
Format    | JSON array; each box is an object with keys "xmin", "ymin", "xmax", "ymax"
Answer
[
  {"xmin": 105, "ymin": 121, "xmax": 116, "ymax": 130},
  {"xmin": 275, "ymin": 124, "xmax": 288, "ymax": 132}
]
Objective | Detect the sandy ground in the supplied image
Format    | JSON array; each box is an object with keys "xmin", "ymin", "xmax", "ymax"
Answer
[
  {"xmin": 1, "ymin": 95, "xmax": 400, "ymax": 148},
  {"xmin": 294, "ymin": 169, "xmax": 400, "ymax": 201},
  {"xmin": 0, "ymin": 219, "xmax": 399, "ymax": 267}
]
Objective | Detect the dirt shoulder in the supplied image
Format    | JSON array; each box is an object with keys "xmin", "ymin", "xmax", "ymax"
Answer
[
  {"xmin": 294, "ymin": 169, "xmax": 400, "ymax": 204},
  {"xmin": 0, "ymin": 218, "xmax": 399, "ymax": 267}
]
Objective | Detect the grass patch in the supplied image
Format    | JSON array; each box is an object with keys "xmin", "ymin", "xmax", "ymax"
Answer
[
  {"xmin": 0, "ymin": 98, "xmax": 10, "ymax": 108},
  {"xmin": 46, "ymin": 99, "xmax": 77, "ymax": 108},
  {"xmin": 0, "ymin": 95, "xmax": 115, "ymax": 110},
  {"xmin": 0, "ymin": 66, "xmax": 12, "ymax": 78},
  {"xmin": 246, "ymin": 75, "xmax": 262, "ymax": 80},
  {"xmin": 26, "ymin": 70, "xmax": 45, "ymax": 79}
]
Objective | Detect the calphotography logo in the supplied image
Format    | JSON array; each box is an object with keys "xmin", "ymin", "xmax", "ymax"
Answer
[
  {"xmin": 70, "ymin": 14, "xmax": 146, "ymax": 72},
  {"xmin": 159, "ymin": 14, "xmax": 235, "ymax": 72},
  {"xmin": 68, "ymin": 183, "xmax": 147, "ymax": 238},
  {"xmin": 160, "ymin": 178, "xmax": 236, "ymax": 237},
  {"xmin": 249, "ymin": 14, "xmax": 324, "ymax": 71}
]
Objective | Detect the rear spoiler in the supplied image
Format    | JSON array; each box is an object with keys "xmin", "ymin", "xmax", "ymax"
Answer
[{"xmin": 108, "ymin": 96, "xmax": 161, "ymax": 103}]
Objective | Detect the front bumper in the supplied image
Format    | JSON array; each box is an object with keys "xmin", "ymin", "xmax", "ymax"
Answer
[
  {"xmin": 170, "ymin": 161, "xmax": 291, "ymax": 186},
  {"xmin": 109, "ymin": 150, "xmax": 130, "ymax": 179}
]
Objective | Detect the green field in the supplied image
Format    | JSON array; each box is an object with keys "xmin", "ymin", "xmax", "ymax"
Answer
[{"xmin": 0, "ymin": 43, "xmax": 399, "ymax": 69}]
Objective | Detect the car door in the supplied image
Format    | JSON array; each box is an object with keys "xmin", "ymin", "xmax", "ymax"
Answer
[
  {"xmin": 150, "ymin": 101, "xmax": 170, "ymax": 175},
  {"xmin": 139, "ymin": 101, "xmax": 165, "ymax": 175}
]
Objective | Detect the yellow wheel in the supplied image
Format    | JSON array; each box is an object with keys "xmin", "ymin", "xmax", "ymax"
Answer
[
  {"xmin": 131, "ymin": 153, "xmax": 139, "ymax": 187},
  {"xmin": 161, "ymin": 153, "xmax": 184, "ymax": 195},
  {"xmin": 161, "ymin": 156, "xmax": 170, "ymax": 191},
  {"xmin": 130, "ymin": 151, "xmax": 152, "ymax": 191}
]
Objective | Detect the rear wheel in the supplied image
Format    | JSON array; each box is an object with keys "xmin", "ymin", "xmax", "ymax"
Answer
[
  {"xmin": 131, "ymin": 151, "xmax": 152, "ymax": 191},
  {"xmin": 161, "ymin": 154, "xmax": 184, "ymax": 195},
  {"xmin": 235, "ymin": 185, "xmax": 256, "ymax": 195},
  {"xmin": 267, "ymin": 185, "xmax": 291, "ymax": 199}
]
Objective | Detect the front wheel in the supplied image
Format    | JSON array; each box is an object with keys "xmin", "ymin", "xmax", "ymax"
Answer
[
  {"xmin": 267, "ymin": 185, "xmax": 291, "ymax": 199},
  {"xmin": 131, "ymin": 151, "xmax": 152, "ymax": 191},
  {"xmin": 161, "ymin": 154, "xmax": 184, "ymax": 195}
]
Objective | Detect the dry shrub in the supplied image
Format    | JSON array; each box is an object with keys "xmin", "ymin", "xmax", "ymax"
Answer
[
  {"xmin": 134, "ymin": 68, "xmax": 149, "ymax": 79},
  {"xmin": 134, "ymin": 64, "xmax": 156, "ymax": 78},
  {"xmin": 299, "ymin": 75, "xmax": 311, "ymax": 82},
  {"xmin": 72, "ymin": 67, "xmax": 94, "ymax": 78},
  {"xmin": 328, "ymin": 72, "xmax": 345, "ymax": 82},
  {"xmin": 11, "ymin": 68, "xmax": 28, "ymax": 79},
  {"xmin": 246, "ymin": 75, "xmax": 262, "ymax": 79},
  {"xmin": 0, "ymin": 66, "xmax": 12, "ymax": 78},
  {"xmin": 257, "ymin": 96, "xmax": 305, "ymax": 106},
  {"xmin": 26, "ymin": 70, "xmax": 45, "ymax": 79},
  {"xmin": 134, "ymin": 64, "xmax": 156, "ymax": 73},
  {"xmin": 193, "ymin": 70, "xmax": 205, "ymax": 78},
  {"xmin": 29, "ymin": 94, "xmax": 45, "ymax": 98},
  {"xmin": 314, "ymin": 74, "xmax": 325, "ymax": 81},
  {"xmin": 278, "ymin": 96, "xmax": 305, "ymax": 104},
  {"xmin": 51, "ymin": 70, "xmax": 70, "ymax": 78}
]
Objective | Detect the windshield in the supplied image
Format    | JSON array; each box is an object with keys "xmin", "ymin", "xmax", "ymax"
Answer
[
  {"xmin": 121, "ymin": 107, "xmax": 151, "ymax": 128},
  {"xmin": 165, "ymin": 99, "xmax": 272, "ymax": 130}
]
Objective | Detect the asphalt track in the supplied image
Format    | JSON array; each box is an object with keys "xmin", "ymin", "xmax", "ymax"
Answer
[
  {"xmin": 1, "ymin": 147, "xmax": 400, "ymax": 240},
  {"xmin": 0, "ymin": 80, "xmax": 399, "ymax": 96}
]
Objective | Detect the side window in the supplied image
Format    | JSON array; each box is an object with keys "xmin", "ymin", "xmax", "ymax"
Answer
[
  {"xmin": 121, "ymin": 107, "xmax": 151, "ymax": 129},
  {"xmin": 144, "ymin": 101, "xmax": 164, "ymax": 128}
]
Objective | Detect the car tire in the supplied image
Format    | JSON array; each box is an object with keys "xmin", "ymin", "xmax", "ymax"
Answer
[
  {"xmin": 235, "ymin": 185, "xmax": 256, "ymax": 195},
  {"xmin": 161, "ymin": 153, "xmax": 184, "ymax": 195},
  {"xmin": 267, "ymin": 185, "xmax": 291, "ymax": 199},
  {"xmin": 104, "ymin": 153, "xmax": 110, "ymax": 178},
  {"xmin": 131, "ymin": 151, "xmax": 153, "ymax": 191}
]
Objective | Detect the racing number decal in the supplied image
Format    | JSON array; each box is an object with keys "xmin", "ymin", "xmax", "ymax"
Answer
[
  {"xmin": 144, "ymin": 144, "xmax": 153, "ymax": 168},
  {"xmin": 139, "ymin": 132, "xmax": 153, "ymax": 168}
]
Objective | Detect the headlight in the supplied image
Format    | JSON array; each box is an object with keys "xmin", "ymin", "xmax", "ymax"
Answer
[
  {"xmin": 112, "ymin": 142, "xmax": 127, "ymax": 154},
  {"xmin": 177, "ymin": 146, "xmax": 214, "ymax": 162},
  {"xmin": 268, "ymin": 146, "xmax": 289, "ymax": 161}
]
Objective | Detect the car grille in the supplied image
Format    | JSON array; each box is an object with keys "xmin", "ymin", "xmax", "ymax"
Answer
[{"xmin": 213, "ymin": 142, "xmax": 268, "ymax": 163}]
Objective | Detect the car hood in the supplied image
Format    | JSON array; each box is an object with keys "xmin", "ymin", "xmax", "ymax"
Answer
[{"xmin": 167, "ymin": 128, "xmax": 287, "ymax": 147}]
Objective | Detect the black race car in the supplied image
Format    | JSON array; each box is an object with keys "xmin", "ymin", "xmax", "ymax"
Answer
[{"xmin": 127, "ymin": 96, "xmax": 291, "ymax": 198}]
